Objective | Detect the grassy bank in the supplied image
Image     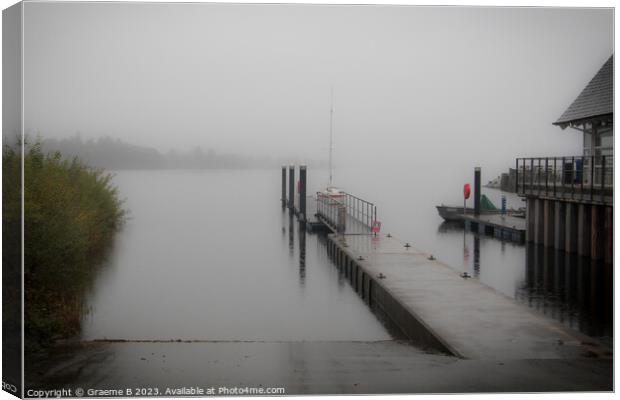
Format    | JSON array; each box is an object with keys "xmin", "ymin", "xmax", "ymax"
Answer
[{"xmin": 3, "ymin": 141, "xmax": 125, "ymax": 350}]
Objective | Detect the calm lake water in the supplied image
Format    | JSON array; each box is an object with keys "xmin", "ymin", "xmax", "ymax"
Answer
[
  {"xmin": 82, "ymin": 169, "xmax": 391, "ymax": 341},
  {"xmin": 83, "ymin": 168, "xmax": 612, "ymax": 345}
]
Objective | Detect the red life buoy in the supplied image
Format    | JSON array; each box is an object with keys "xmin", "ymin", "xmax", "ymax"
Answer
[
  {"xmin": 372, "ymin": 220, "xmax": 381, "ymax": 233},
  {"xmin": 463, "ymin": 183, "xmax": 471, "ymax": 199}
]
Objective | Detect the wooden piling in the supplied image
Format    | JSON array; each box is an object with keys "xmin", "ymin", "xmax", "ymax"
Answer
[
  {"xmin": 534, "ymin": 198, "xmax": 544, "ymax": 244},
  {"xmin": 543, "ymin": 200, "xmax": 554, "ymax": 247},
  {"xmin": 526, "ymin": 197, "xmax": 535, "ymax": 243},
  {"xmin": 553, "ymin": 201, "xmax": 565, "ymax": 251},
  {"xmin": 474, "ymin": 167, "xmax": 481, "ymax": 216},
  {"xmin": 590, "ymin": 205, "xmax": 602, "ymax": 260},
  {"xmin": 288, "ymin": 165, "xmax": 295, "ymax": 210},
  {"xmin": 281, "ymin": 165, "xmax": 287, "ymax": 207},
  {"xmin": 577, "ymin": 203, "xmax": 591, "ymax": 257},
  {"xmin": 565, "ymin": 202, "xmax": 578, "ymax": 253},
  {"xmin": 299, "ymin": 165, "xmax": 307, "ymax": 221},
  {"xmin": 603, "ymin": 206, "xmax": 613, "ymax": 264}
]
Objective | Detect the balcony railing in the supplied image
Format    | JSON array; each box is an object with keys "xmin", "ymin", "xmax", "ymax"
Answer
[{"xmin": 515, "ymin": 156, "xmax": 613, "ymax": 205}]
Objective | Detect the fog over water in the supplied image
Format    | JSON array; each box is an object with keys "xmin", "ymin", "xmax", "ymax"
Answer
[
  {"xmin": 83, "ymin": 167, "xmax": 612, "ymax": 345},
  {"xmin": 21, "ymin": 3, "xmax": 613, "ymax": 344},
  {"xmin": 23, "ymin": 3, "xmax": 612, "ymax": 178}
]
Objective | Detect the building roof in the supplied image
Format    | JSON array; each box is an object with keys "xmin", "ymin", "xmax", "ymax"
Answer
[{"xmin": 553, "ymin": 55, "xmax": 613, "ymax": 128}]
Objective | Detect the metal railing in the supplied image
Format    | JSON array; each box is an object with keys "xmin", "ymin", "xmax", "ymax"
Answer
[
  {"xmin": 316, "ymin": 192, "xmax": 346, "ymax": 233},
  {"xmin": 515, "ymin": 156, "xmax": 613, "ymax": 204},
  {"xmin": 344, "ymin": 193, "xmax": 377, "ymax": 229},
  {"xmin": 316, "ymin": 191, "xmax": 378, "ymax": 233}
]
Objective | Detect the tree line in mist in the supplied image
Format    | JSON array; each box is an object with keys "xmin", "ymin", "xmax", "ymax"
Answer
[{"xmin": 38, "ymin": 135, "xmax": 284, "ymax": 170}]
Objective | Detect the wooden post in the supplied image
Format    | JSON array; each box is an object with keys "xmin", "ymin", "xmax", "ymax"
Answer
[
  {"xmin": 474, "ymin": 167, "xmax": 481, "ymax": 216},
  {"xmin": 515, "ymin": 158, "xmax": 519, "ymax": 193},
  {"xmin": 553, "ymin": 157, "xmax": 557, "ymax": 197},
  {"xmin": 534, "ymin": 198, "xmax": 544, "ymax": 245},
  {"xmin": 571, "ymin": 156, "xmax": 575, "ymax": 200},
  {"xmin": 281, "ymin": 165, "xmax": 287, "ymax": 207},
  {"xmin": 526, "ymin": 197, "xmax": 535, "ymax": 243},
  {"xmin": 530, "ymin": 158, "xmax": 534, "ymax": 195},
  {"xmin": 553, "ymin": 201, "xmax": 565, "ymax": 251},
  {"xmin": 288, "ymin": 165, "xmax": 295, "ymax": 210},
  {"xmin": 543, "ymin": 200, "xmax": 554, "ymax": 248},
  {"xmin": 590, "ymin": 155, "xmax": 594, "ymax": 201},
  {"xmin": 601, "ymin": 155, "xmax": 606, "ymax": 203},
  {"xmin": 537, "ymin": 158, "xmax": 541, "ymax": 196},
  {"xmin": 577, "ymin": 203, "xmax": 591, "ymax": 257},
  {"xmin": 565, "ymin": 202, "xmax": 578, "ymax": 253},
  {"xmin": 299, "ymin": 165, "xmax": 307, "ymax": 222},
  {"xmin": 545, "ymin": 158, "xmax": 549, "ymax": 196},
  {"xmin": 591, "ymin": 205, "xmax": 601, "ymax": 260},
  {"xmin": 603, "ymin": 206, "xmax": 613, "ymax": 264}
]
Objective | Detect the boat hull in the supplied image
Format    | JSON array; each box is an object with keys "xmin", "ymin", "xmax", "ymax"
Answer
[
  {"xmin": 435, "ymin": 205, "xmax": 523, "ymax": 221},
  {"xmin": 436, "ymin": 206, "xmax": 473, "ymax": 222}
]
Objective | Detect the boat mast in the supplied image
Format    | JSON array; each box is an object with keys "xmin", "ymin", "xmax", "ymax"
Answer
[{"xmin": 329, "ymin": 86, "xmax": 334, "ymax": 187}]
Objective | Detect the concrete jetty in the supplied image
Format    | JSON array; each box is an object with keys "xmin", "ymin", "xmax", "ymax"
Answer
[
  {"xmin": 461, "ymin": 213, "xmax": 526, "ymax": 242},
  {"xmin": 326, "ymin": 232, "xmax": 611, "ymax": 360}
]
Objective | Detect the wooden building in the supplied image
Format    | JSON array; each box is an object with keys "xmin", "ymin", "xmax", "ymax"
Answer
[{"xmin": 515, "ymin": 55, "xmax": 613, "ymax": 262}]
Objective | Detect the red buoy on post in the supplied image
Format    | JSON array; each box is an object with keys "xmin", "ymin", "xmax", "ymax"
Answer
[
  {"xmin": 463, "ymin": 183, "xmax": 471, "ymax": 214},
  {"xmin": 463, "ymin": 183, "xmax": 471, "ymax": 199},
  {"xmin": 371, "ymin": 220, "xmax": 382, "ymax": 235}
]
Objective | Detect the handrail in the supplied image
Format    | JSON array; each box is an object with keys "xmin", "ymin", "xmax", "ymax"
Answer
[
  {"xmin": 515, "ymin": 156, "xmax": 613, "ymax": 205},
  {"xmin": 315, "ymin": 191, "xmax": 378, "ymax": 233}
]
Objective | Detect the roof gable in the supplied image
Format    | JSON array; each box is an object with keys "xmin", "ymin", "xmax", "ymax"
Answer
[{"xmin": 554, "ymin": 55, "xmax": 613, "ymax": 128}]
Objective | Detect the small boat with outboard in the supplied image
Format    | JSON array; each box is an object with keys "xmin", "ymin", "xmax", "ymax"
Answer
[{"xmin": 436, "ymin": 194, "xmax": 524, "ymax": 221}]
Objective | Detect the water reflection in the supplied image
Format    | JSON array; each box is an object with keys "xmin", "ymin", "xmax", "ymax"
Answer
[
  {"xmin": 473, "ymin": 235, "xmax": 480, "ymax": 277},
  {"xmin": 299, "ymin": 224, "xmax": 306, "ymax": 285},
  {"xmin": 517, "ymin": 244, "xmax": 613, "ymax": 345},
  {"xmin": 288, "ymin": 213, "xmax": 295, "ymax": 256},
  {"xmin": 436, "ymin": 220, "xmax": 612, "ymax": 345},
  {"xmin": 436, "ymin": 221, "xmax": 465, "ymax": 234},
  {"xmin": 437, "ymin": 222, "xmax": 480, "ymax": 277}
]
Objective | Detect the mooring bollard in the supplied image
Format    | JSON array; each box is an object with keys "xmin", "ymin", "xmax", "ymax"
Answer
[
  {"xmin": 281, "ymin": 165, "xmax": 287, "ymax": 208},
  {"xmin": 299, "ymin": 165, "xmax": 307, "ymax": 222},
  {"xmin": 288, "ymin": 164, "xmax": 295, "ymax": 210},
  {"xmin": 474, "ymin": 167, "xmax": 481, "ymax": 216}
]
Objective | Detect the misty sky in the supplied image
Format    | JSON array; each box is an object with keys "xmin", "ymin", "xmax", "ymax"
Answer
[{"xmin": 23, "ymin": 3, "xmax": 613, "ymax": 174}]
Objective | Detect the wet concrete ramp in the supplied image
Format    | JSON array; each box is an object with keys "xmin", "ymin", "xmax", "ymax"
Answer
[{"xmin": 27, "ymin": 341, "xmax": 612, "ymax": 393}]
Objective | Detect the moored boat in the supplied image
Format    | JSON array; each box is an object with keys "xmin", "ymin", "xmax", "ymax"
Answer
[
  {"xmin": 436, "ymin": 194, "xmax": 521, "ymax": 221},
  {"xmin": 318, "ymin": 186, "xmax": 346, "ymax": 202},
  {"xmin": 436, "ymin": 205, "xmax": 477, "ymax": 222}
]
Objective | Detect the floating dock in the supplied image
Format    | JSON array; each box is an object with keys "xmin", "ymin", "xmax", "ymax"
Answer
[
  {"xmin": 326, "ymin": 232, "xmax": 610, "ymax": 360},
  {"xmin": 460, "ymin": 213, "xmax": 526, "ymax": 243}
]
